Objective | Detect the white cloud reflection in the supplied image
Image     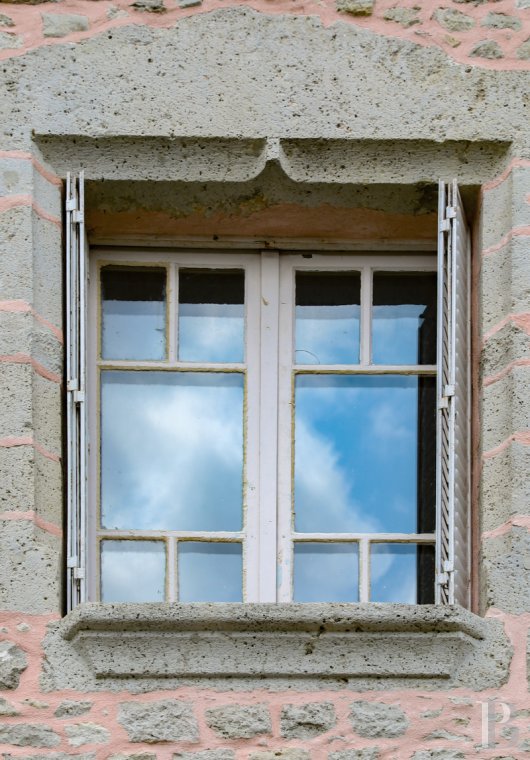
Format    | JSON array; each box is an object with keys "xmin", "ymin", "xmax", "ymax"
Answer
[
  {"xmin": 179, "ymin": 304, "xmax": 244, "ymax": 363},
  {"xmin": 101, "ymin": 371, "xmax": 244, "ymax": 531}
]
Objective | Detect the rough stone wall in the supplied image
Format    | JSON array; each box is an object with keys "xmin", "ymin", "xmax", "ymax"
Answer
[{"xmin": 1, "ymin": 1, "xmax": 530, "ymax": 759}]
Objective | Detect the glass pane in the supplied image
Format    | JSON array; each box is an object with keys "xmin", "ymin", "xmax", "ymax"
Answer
[
  {"xmin": 179, "ymin": 269, "xmax": 244, "ymax": 363},
  {"xmin": 372, "ymin": 273, "xmax": 437, "ymax": 365},
  {"xmin": 371, "ymin": 543, "xmax": 435, "ymax": 603},
  {"xmin": 179, "ymin": 542, "xmax": 242, "ymax": 601},
  {"xmin": 101, "ymin": 371, "xmax": 244, "ymax": 531},
  {"xmin": 294, "ymin": 543, "xmax": 359, "ymax": 602},
  {"xmin": 295, "ymin": 272, "xmax": 360, "ymax": 365},
  {"xmin": 101, "ymin": 267, "xmax": 166, "ymax": 360},
  {"xmin": 100, "ymin": 540, "xmax": 165, "ymax": 602},
  {"xmin": 294, "ymin": 375, "xmax": 436, "ymax": 534}
]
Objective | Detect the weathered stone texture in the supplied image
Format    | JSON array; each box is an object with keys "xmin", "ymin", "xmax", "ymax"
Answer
[
  {"xmin": 482, "ymin": 527, "xmax": 530, "ymax": 613},
  {"xmin": 482, "ymin": 12, "xmax": 522, "ymax": 30},
  {"xmin": 109, "ymin": 754, "xmax": 157, "ymax": 760},
  {"xmin": 517, "ymin": 38, "xmax": 530, "ymax": 59},
  {"xmin": 336, "ymin": 0, "xmax": 373, "ymax": 16},
  {"xmin": 349, "ymin": 701, "xmax": 408, "ymax": 738},
  {"xmin": 0, "ymin": 724, "xmax": 60, "ymax": 748},
  {"xmin": 0, "ymin": 698, "xmax": 19, "ymax": 716},
  {"xmin": 130, "ymin": 0, "xmax": 166, "ymax": 11},
  {"xmin": 280, "ymin": 702, "xmax": 336, "ymax": 739},
  {"xmin": 42, "ymin": 13, "xmax": 89, "ymax": 37},
  {"xmin": 470, "ymin": 40, "xmax": 504, "ymax": 59},
  {"xmin": 3, "ymin": 755, "xmax": 96, "ymax": 760},
  {"xmin": 249, "ymin": 752, "xmax": 310, "ymax": 760},
  {"xmin": 0, "ymin": 12, "xmax": 14, "ymax": 25},
  {"xmin": 329, "ymin": 750, "xmax": 380, "ymax": 759},
  {"xmin": 411, "ymin": 751, "xmax": 465, "ymax": 759},
  {"xmin": 118, "ymin": 700, "xmax": 199, "ymax": 743},
  {"xmin": 173, "ymin": 753, "xmax": 235, "ymax": 760},
  {"xmin": 205, "ymin": 704, "xmax": 271, "ymax": 739},
  {"xmin": 0, "ymin": 30, "xmax": 21, "ymax": 49},
  {"xmin": 0, "ymin": 641, "xmax": 27, "ymax": 689},
  {"xmin": 433, "ymin": 8, "xmax": 475, "ymax": 31},
  {"xmin": 383, "ymin": 7, "xmax": 420, "ymax": 27},
  {"xmin": 64, "ymin": 723, "xmax": 110, "ymax": 747},
  {"xmin": 54, "ymin": 700, "xmax": 93, "ymax": 718}
]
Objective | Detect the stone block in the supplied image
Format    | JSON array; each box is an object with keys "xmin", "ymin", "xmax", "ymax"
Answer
[
  {"xmin": 0, "ymin": 31, "xmax": 21, "ymax": 49},
  {"xmin": 130, "ymin": 0, "xmax": 165, "ymax": 11},
  {"xmin": 349, "ymin": 701, "xmax": 408, "ymax": 738},
  {"xmin": 481, "ymin": 323, "xmax": 530, "ymax": 380},
  {"xmin": 280, "ymin": 702, "xmax": 336, "ymax": 739},
  {"xmin": 249, "ymin": 752, "xmax": 310, "ymax": 760},
  {"xmin": 336, "ymin": 0, "xmax": 373, "ymax": 15},
  {"xmin": 42, "ymin": 13, "xmax": 89, "ymax": 38},
  {"xmin": 205, "ymin": 704, "xmax": 271, "ymax": 739},
  {"xmin": 482, "ymin": 12, "xmax": 522, "ymax": 30},
  {"xmin": 383, "ymin": 7, "xmax": 420, "ymax": 27},
  {"xmin": 0, "ymin": 13, "xmax": 14, "ymax": 25},
  {"xmin": 118, "ymin": 700, "xmax": 199, "ymax": 743},
  {"xmin": 0, "ymin": 641, "xmax": 27, "ymax": 689},
  {"xmin": 65, "ymin": 724, "xmax": 110, "ymax": 747},
  {"xmin": 0, "ymin": 724, "xmax": 60, "ymax": 748},
  {"xmin": 109, "ymin": 754, "xmax": 157, "ymax": 760},
  {"xmin": 329, "ymin": 750, "xmax": 380, "ymax": 759},
  {"xmin": 433, "ymin": 9, "xmax": 474, "ymax": 31},
  {"xmin": 481, "ymin": 237, "xmax": 530, "ymax": 335},
  {"xmin": 0, "ymin": 518, "xmax": 61, "ymax": 614},
  {"xmin": 411, "ymin": 751, "xmax": 465, "ymax": 759},
  {"xmin": 173, "ymin": 753, "xmax": 235, "ymax": 760},
  {"xmin": 470, "ymin": 41, "xmax": 504, "ymax": 59},
  {"xmin": 54, "ymin": 701, "xmax": 93, "ymax": 718},
  {"xmin": 0, "ymin": 698, "xmax": 19, "ymax": 716},
  {"xmin": 3, "ymin": 755, "xmax": 95, "ymax": 760},
  {"xmin": 517, "ymin": 39, "xmax": 530, "ymax": 60},
  {"xmin": 482, "ymin": 527, "xmax": 530, "ymax": 612}
]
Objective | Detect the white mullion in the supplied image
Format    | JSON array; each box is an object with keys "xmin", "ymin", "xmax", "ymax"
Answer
[
  {"xmin": 360, "ymin": 266, "xmax": 372, "ymax": 367},
  {"xmin": 243, "ymin": 257, "xmax": 261, "ymax": 601},
  {"xmin": 167, "ymin": 537, "xmax": 177, "ymax": 602},
  {"xmin": 277, "ymin": 256, "xmax": 296, "ymax": 602},
  {"xmin": 168, "ymin": 263, "xmax": 177, "ymax": 362},
  {"xmin": 359, "ymin": 537, "xmax": 370, "ymax": 603},
  {"xmin": 257, "ymin": 250, "xmax": 280, "ymax": 602}
]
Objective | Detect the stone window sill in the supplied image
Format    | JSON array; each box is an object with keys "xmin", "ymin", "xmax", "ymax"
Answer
[{"xmin": 42, "ymin": 603, "xmax": 511, "ymax": 692}]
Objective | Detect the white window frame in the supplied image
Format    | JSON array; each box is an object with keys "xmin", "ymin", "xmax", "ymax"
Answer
[{"xmin": 66, "ymin": 173, "xmax": 471, "ymax": 611}]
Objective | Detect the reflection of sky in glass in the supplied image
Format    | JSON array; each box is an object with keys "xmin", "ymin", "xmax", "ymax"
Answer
[
  {"xmin": 372, "ymin": 273, "xmax": 437, "ymax": 365},
  {"xmin": 101, "ymin": 268, "xmax": 166, "ymax": 361},
  {"xmin": 179, "ymin": 542, "xmax": 242, "ymax": 601},
  {"xmin": 294, "ymin": 375, "xmax": 426, "ymax": 534},
  {"xmin": 295, "ymin": 272, "xmax": 360, "ymax": 365},
  {"xmin": 101, "ymin": 540, "xmax": 165, "ymax": 602},
  {"xmin": 179, "ymin": 304, "xmax": 244, "ymax": 363},
  {"xmin": 296, "ymin": 306, "xmax": 360, "ymax": 365},
  {"xmin": 101, "ymin": 371, "xmax": 244, "ymax": 531},
  {"xmin": 371, "ymin": 543, "xmax": 434, "ymax": 603},
  {"xmin": 294, "ymin": 543, "xmax": 359, "ymax": 602},
  {"xmin": 178, "ymin": 269, "xmax": 245, "ymax": 363}
]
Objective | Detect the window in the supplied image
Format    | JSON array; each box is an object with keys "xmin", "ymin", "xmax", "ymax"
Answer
[{"xmin": 65, "ymin": 176, "xmax": 471, "ymax": 611}]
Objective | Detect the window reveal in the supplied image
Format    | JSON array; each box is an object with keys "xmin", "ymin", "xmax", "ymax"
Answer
[{"xmin": 66, "ymin": 175, "xmax": 470, "ymax": 611}]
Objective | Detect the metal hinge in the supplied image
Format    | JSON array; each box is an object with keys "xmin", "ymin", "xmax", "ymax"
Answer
[
  {"xmin": 438, "ymin": 384, "xmax": 455, "ymax": 410},
  {"xmin": 439, "ymin": 219, "xmax": 450, "ymax": 233},
  {"xmin": 446, "ymin": 206, "xmax": 456, "ymax": 219},
  {"xmin": 437, "ymin": 561, "xmax": 454, "ymax": 587}
]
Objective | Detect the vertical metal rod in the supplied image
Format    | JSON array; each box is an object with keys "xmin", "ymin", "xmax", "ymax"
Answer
[{"xmin": 360, "ymin": 266, "xmax": 371, "ymax": 367}]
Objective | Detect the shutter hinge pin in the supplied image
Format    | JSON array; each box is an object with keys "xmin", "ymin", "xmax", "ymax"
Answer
[
  {"xmin": 439, "ymin": 219, "xmax": 450, "ymax": 233},
  {"xmin": 66, "ymin": 198, "xmax": 77, "ymax": 212},
  {"xmin": 446, "ymin": 206, "xmax": 457, "ymax": 219},
  {"xmin": 72, "ymin": 210, "xmax": 83, "ymax": 224},
  {"xmin": 73, "ymin": 567, "xmax": 85, "ymax": 580},
  {"xmin": 72, "ymin": 390, "xmax": 85, "ymax": 404}
]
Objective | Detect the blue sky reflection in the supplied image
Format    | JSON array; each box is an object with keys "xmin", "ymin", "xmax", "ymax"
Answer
[{"xmin": 294, "ymin": 375, "xmax": 422, "ymax": 534}]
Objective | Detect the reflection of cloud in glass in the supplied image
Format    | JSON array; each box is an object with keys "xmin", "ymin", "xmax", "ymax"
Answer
[
  {"xmin": 101, "ymin": 371, "xmax": 244, "ymax": 531},
  {"xmin": 294, "ymin": 543, "xmax": 359, "ymax": 602},
  {"xmin": 103, "ymin": 301, "xmax": 166, "ymax": 361},
  {"xmin": 370, "ymin": 544, "xmax": 418, "ymax": 603},
  {"xmin": 179, "ymin": 304, "xmax": 244, "ymax": 363},
  {"xmin": 101, "ymin": 540, "xmax": 165, "ymax": 602},
  {"xmin": 178, "ymin": 542, "xmax": 242, "ymax": 601},
  {"xmin": 294, "ymin": 375, "xmax": 421, "ymax": 533},
  {"xmin": 372, "ymin": 305, "xmax": 426, "ymax": 365},
  {"xmin": 295, "ymin": 305, "xmax": 360, "ymax": 365}
]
